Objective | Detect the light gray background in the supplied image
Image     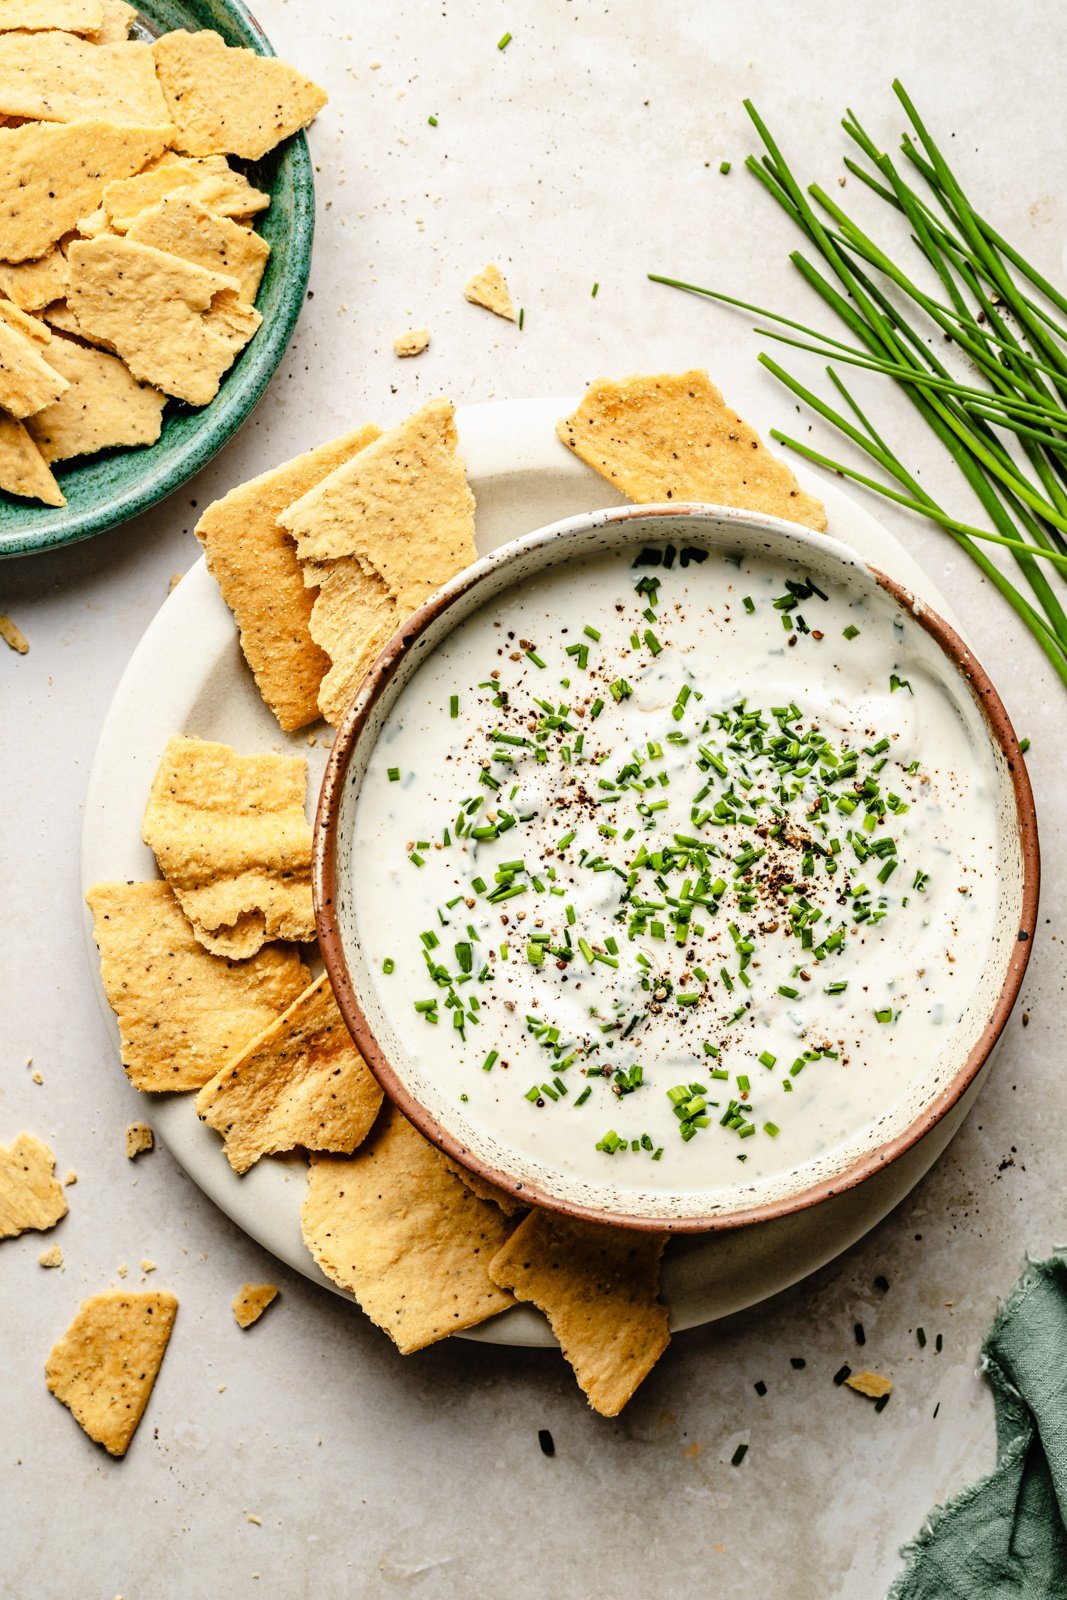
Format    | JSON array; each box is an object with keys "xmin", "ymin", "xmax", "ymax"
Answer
[{"xmin": 3, "ymin": 2, "xmax": 1064, "ymax": 1596}]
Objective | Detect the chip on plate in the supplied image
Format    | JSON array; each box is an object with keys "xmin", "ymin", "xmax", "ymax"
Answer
[
  {"xmin": 0, "ymin": 245, "xmax": 69, "ymax": 310},
  {"xmin": 0, "ymin": 119, "xmax": 170, "ymax": 262},
  {"xmin": 141, "ymin": 735, "xmax": 315, "ymax": 959},
  {"xmin": 302, "ymin": 1103, "xmax": 516, "ymax": 1352},
  {"xmin": 0, "ymin": 0, "xmax": 103, "ymax": 31},
  {"xmin": 488, "ymin": 1210, "xmax": 670, "ymax": 1416},
  {"xmin": 0, "ymin": 33, "xmax": 170, "ymax": 126},
  {"xmin": 0, "ymin": 315, "xmax": 67, "ymax": 417},
  {"xmin": 45, "ymin": 1290, "xmax": 177, "ymax": 1456},
  {"xmin": 282, "ymin": 398, "xmax": 477, "ymax": 611},
  {"xmin": 0, "ymin": 410, "xmax": 64, "ymax": 504},
  {"xmin": 152, "ymin": 29, "xmax": 327, "ymax": 160},
  {"xmin": 442, "ymin": 1156, "xmax": 527, "ymax": 1217},
  {"xmin": 300, "ymin": 553, "xmax": 401, "ymax": 727},
  {"xmin": 66, "ymin": 235, "xmax": 260, "ymax": 406},
  {"xmin": 26, "ymin": 331, "xmax": 166, "ymax": 461},
  {"xmin": 101, "ymin": 154, "xmax": 270, "ymax": 233},
  {"xmin": 463, "ymin": 262, "xmax": 517, "ymax": 321},
  {"xmin": 127, "ymin": 195, "xmax": 270, "ymax": 303},
  {"xmin": 557, "ymin": 370, "xmax": 828, "ymax": 531},
  {"xmin": 0, "ymin": 1131, "xmax": 67, "ymax": 1238},
  {"xmin": 86, "ymin": 879, "xmax": 310, "ymax": 1091},
  {"xmin": 195, "ymin": 423, "xmax": 381, "ymax": 732},
  {"xmin": 233, "ymin": 1283, "xmax": 278, "ymax": 1328},
  {"xmin": 195, "ymin": 973, "xmax": 383, "ymax": 1174}
]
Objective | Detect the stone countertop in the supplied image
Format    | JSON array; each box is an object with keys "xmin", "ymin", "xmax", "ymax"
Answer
[{"xmin": 3, "ymin": 1, "xmax": 1065, "ymax": 1595}]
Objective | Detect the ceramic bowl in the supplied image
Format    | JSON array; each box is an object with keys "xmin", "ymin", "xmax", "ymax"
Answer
[
  {"xmin": 0, "ymin": 0, "xmax": 315, "ymax": 559},
  {"xmin": 315, "ymin": 504, "xmax": 1039, "ymax": 1232}
]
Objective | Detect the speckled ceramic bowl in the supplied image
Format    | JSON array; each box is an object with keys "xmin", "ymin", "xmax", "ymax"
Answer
[
  {"xmin": 0, "ymin": 0, "xmax": 315, "ymax": 559},
  {"xmin": 315, "ymin": 504, "xmax": 1039, "ymax": 1232}
]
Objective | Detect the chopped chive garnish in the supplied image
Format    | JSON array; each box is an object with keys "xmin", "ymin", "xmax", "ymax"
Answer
[
  {"xmin": 388, "ymin": 767, "xmax": 400, "ymax": 782},
  {"xmin": 731, "ymin": 1443, "xmax": 748, "ymax": 1467},
  {"xmin": 382, "ymin": 957, "xmax": 395, "ymax": 974},
  {"xmin": 719, "ymin": 159, "xmax": 732, "ymax": 174},
  {"xmin": 497, "ymin": 30, "xmax": 511, "ymax": 49}
]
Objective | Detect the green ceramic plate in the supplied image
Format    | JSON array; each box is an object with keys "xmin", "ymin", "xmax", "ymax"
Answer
[{"xmin": 0, "ymin": 0, "xmax": 315, "ymax": 559}]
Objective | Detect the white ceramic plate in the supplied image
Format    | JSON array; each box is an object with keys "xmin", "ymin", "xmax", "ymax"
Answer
[{"xmin": 81, "ymin": 395, "xmax": 972, "ymax": 1347}]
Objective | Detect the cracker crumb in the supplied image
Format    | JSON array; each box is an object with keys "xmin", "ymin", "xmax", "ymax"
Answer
[
  {"xmin": 116, "ymin": 1263, "xmax": 127, "ymax": 1279},
  {"xmin": 38, "ymin": 1244, "xmax": 63, "ymax": 1268},
  {"xmin": 393, "ymin": 327, "xmax": 430, "ymax": 358},
  {"xmin": 141, "ymin": 1259, "xmax": 156, "ymax": 1273},
  {"xmin": 31, "ymin": 1070, "xmax": 43, "ymax": 1085},
  {"xmin": 0, "ymin": 613, "xmax": 29, "ymax": 654},
  {"xmin": 218, "ymin": 1383, "xmax": 226, "ymax": 1393},
  {"xmin": 232, "ymin": 1282, "xmax": 279, "ymax": 1328},
  {"xmin": 463, "ymin": 263, "xmax": 517, "ymax": 322},
  {"xmin": 845, "ymin": 1370, "xmax": 892, "ymax": 1399},
  {"xmin": 168, "ymin": 572, "xmax": 183, "ymax": 593},
  {"xmin": 125, "ymin": 1122, "xmax": 154, "ymax": 1160},
  {"xmin": 247, "ymin": 1514, "xmax": 262, "ymax": 1525},
  {"xmin": 63, "ymin": 1170, "xmax": 77, "ymax": 1186}
]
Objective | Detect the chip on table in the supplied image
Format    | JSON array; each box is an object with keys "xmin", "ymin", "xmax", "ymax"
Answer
[{"xmin": 45, "ymin": 1290, "xmax": 177, "ymax": 1456}]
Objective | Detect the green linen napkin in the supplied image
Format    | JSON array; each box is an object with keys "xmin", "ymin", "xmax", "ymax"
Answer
[{"xmin": 890, "ymin": 1256, "xmax": 1067, "ymax": 1598}]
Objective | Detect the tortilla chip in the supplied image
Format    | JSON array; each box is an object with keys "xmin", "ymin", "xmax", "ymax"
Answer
[
  {"xmin": 153, "ymin": 29, "xmax": 327, "ymax": 161},
  {"xmin": 302, "ymin": 1103, "xmax": 515, "ymax": 1352},
  {"xmin": 0, "ymin": 33, "xmax": 170, "ymax": 125},
  {"xmin": 845, "ymin": 1370, "xmax": 892, "ymax": 1399},
  {"xmin": 488, "ymin": 1211, "xmax": 670, "ymax": 1416},
  {"xmin": 102, "ymin": 155, "xmax": 269, "ymax": 233},
  {"xmin": 0, "ymin": 296, "xmax": 50, "ymax": 341},
  {"xmin": 0, "ymin": 412, "xmax": 64, "ymax": 504},
  {"xmin": 195, "ymin": 424, "xmax": 381, "ymax": 732},
  {"xmin": 124, "ymin": 1122, "xmax": 153, "ymax": 1159},
  {"xmin": 38, "ymin": 1243, "xmax": 63, "ymax": 1267},
  {"xmin": 0, "ymin": 0, "xmax": 100, "ymax": 29},
  {"xmin": 45, "ymin": 1290, "xmax": 177, "ymax": 1456},
  {"xmin": 141, "ymin": 735, "xmax": 315, "ymax": 958},
  {"xmin": 196, "ymin": 973, "xmax": 383, "ymax": 1174},
  {"xmin": 394, "ymin": 327, "xmax": 429, "ymax": 357},
  {"xmin": 442, "ymin": 1156, "xmax": 527, "ymax": 1217},
  {"xmin": 233, "ymin": 1283, "xmax": 277, "ymax": 1328},
  {"xmin": 0, "ymin": 609, "xmax": 31, "ymax": 648},
  {"xmin": 87, "ymin": 0, "xmax": 134, "ymax": 43},
  {"xmin": 127, "ymin": 195, "xmax": 269, "ymax": 303},
  {"xmin": 305, "ymin": 556, "xmax": 401, "ymax": 726},
  {"xmin": 283, "ymin": 399, "xmax": 477, "ymax": 610},
  {"xmin": 0, "ymin": 248, "xmax": 68, "ymax": 310},
  {"xmin": 0, "ymin": 315, "xmax": 66, "ymax": 416},
  {"xmin": 67, "ymin": 235, "xmax": 261, "ymax": 405},
  {"xmin": 464, "ymin": 262, "xmax": 517, "ymax": 321},
  {"xmin": 86, "ymin": 879, "xmax": 310, "ymax": 1091},
  {"xmin": 557, "ymin": 370, "xmax": 827, "ymax": 531},
  {"xmin": 0, "ymin": 119, "xmax": 170, "ymax": 262},
  {"xmin": 26, "ymin": 332, "xmax": 166, "ymax": 461},
  {"xmin": 0, "ymin": 1131, "xmax": 67, "ymax": 1238}
]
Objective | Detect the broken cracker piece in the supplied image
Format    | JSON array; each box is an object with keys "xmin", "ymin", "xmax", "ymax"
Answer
[
  {"xmin": 233, "ymin": 1283, "xmax": 278, "ymax": 1328},
  {"xmin": 0, "ymin": 247, "xmax": 68, "ymax": 311},
  {"xmin": 153, "ymin": 29, "xmax": 327, "ymax": 161},
  {"xmin": 102, "ymin": 155, "xmax": 269, "ymax": 233},
  {"xmin": 86, "ymin": 879, "xmax": 310, "ymax": 1091},
  {"xmin": 464, "ymin": 262, "xmax": 517, "ymax": 322},
  {"xmin": 26, "ymin": 332, "xmax": 166, "ymax": 462},
  {"xmin": 195, "ymin": 423, "xmax": 380, "ymax": 732},
  {"xmin": 557, "ymin": 370, "xmax": 827, "ymax": 531},
  {"xmin": 124, "ymin": 1122, "xmax": 153, "ymax": 1160},
  {"xmin": 0, "ymin": 34, "xmax": 170, "ymax": 126},
  {"xmin": 488, "ymin": 1210, "xmax": 670, "ymax": 1417},
  {"xmin": 0, "ymin": 1132, "xmax": 67, "ymax": 1238},
  {"xmin": 67, "ymin": 235, "xmax": 261, "ymax": 406},
  {"xmin": 0, "ymin": 0, "xmax": 103, "ymax": 32},
  {"xmin": 0, "ymin": 296, "xmax": 50, "ymax": 342},
  {"xmin": 127, "ymin": 195, "xmax": 270, "ymax": 303},
  {"xmin": 303, "ymin": 555, "xmax": 401, "ymax": 727},
  {"xmin": 0, "ymin": 315, "xmax": 67, "ymax": 417},
  {"xmin": 302, "ymin": 1103, "xmax": 515, "ymax": 1353},
  {"xmin": 0, "ymin": 414, "xmax": 63, "ymax": 505},
  {"xmin": 0, "ymin": 119, "xmax": 170, "ymax": 262},
  {"xmin": 394, "ymin": 327, "xmax": 429, "ymax": 357},
  {"xmin": 38, "ymin": 1244, "xmax": 64, "ymax": 1268},
  {"xmin": 0, "ymin": 609, "xmax": 32, "ymax": 649},
  {"xmin": 196, "ymin": 973, "xmax": 383, "ymax": 1174},
  {"xmin": 141, "ymin": 735, "xmax": 315, "ymax": 959},
  {"xmin": 845, "ymin": 1370, "xmax": 893, "ymax": 1400},
  {"xmin": 86, "ymin": 0, "xmax": 135, "ymax": 43},
  {"xmin": 45, "ymin": 1289, "xmax": 177, "ymax": 1456}
]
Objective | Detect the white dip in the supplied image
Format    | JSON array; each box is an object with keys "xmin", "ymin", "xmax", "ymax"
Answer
[{"xmin": 351, "ymin": 543, "xmax": 1001, "ymax": 1197}]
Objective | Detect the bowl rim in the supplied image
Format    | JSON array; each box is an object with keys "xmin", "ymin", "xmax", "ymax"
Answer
[{"xmin": 314, "ymin": 501, "xmax": 1040, "ymax": 1233}]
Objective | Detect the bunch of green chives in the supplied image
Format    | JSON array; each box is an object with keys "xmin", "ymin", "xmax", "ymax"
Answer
[{"xmin": 651, "ymin": 82, "xmax": 1067, "ymax": 687}]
